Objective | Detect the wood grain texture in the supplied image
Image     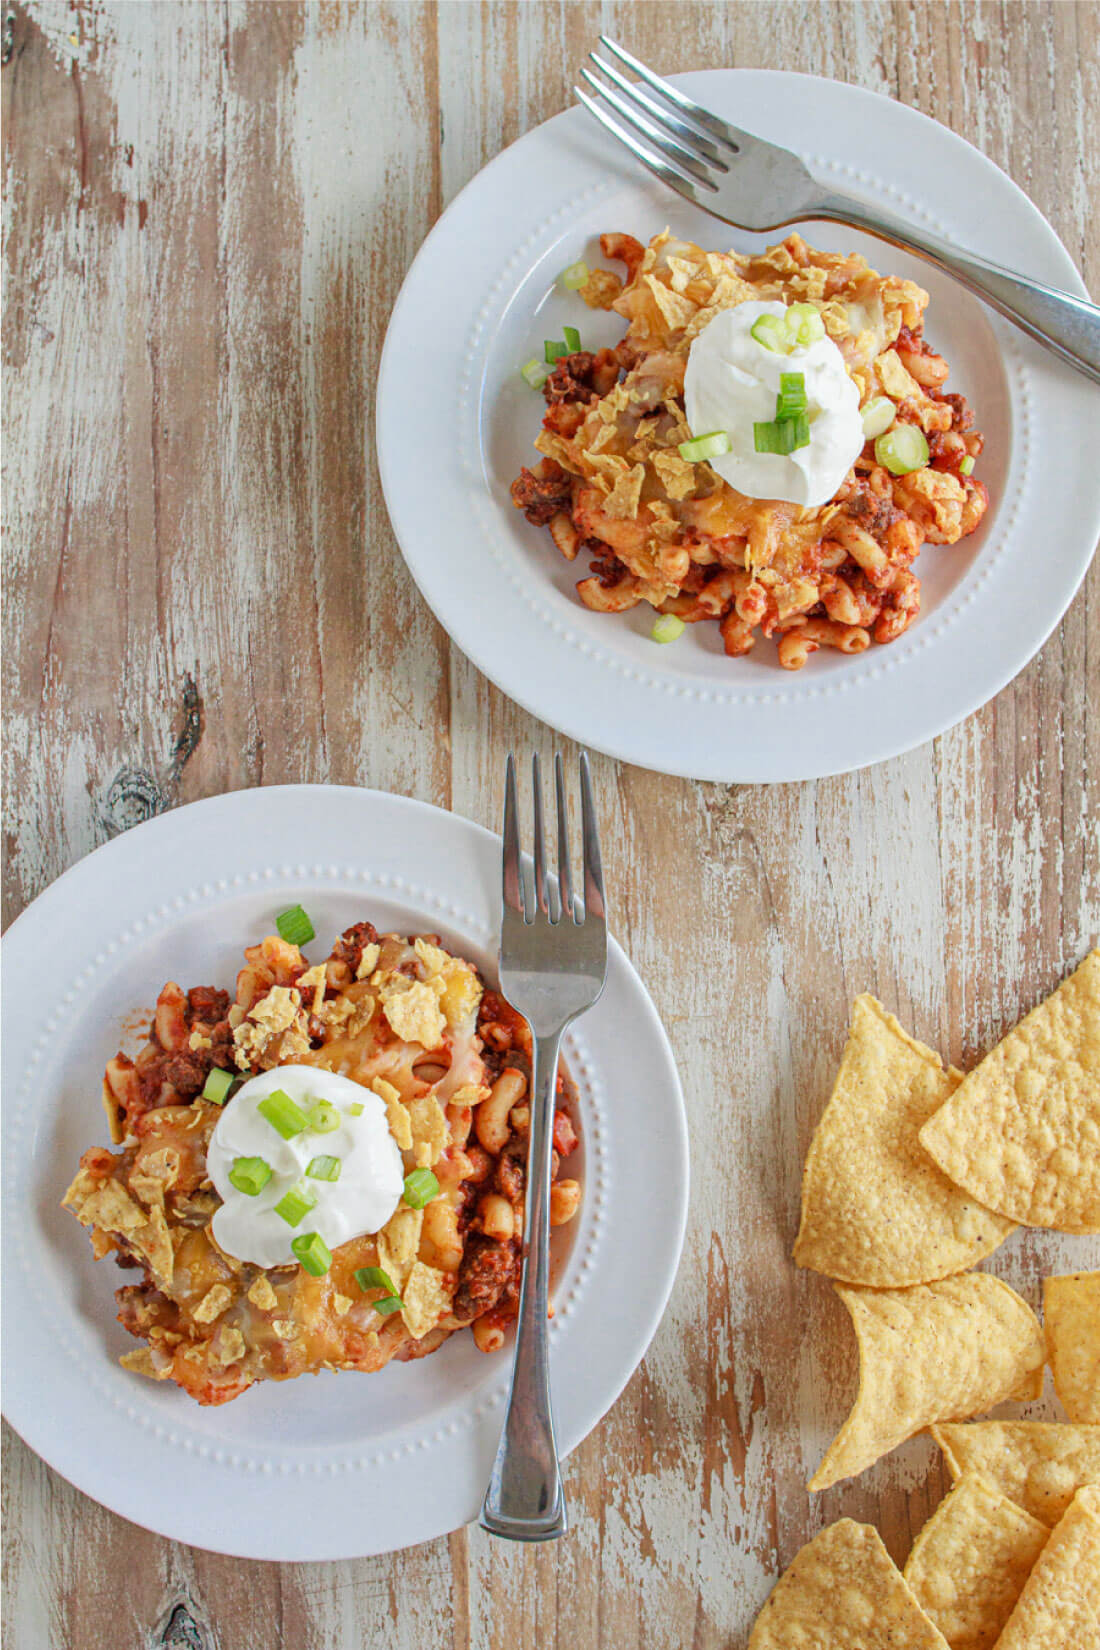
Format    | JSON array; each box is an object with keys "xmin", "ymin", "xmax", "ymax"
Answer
[{"xmin": 3, "ymin": 2, "xmax": 1098, "ymax": 1646}]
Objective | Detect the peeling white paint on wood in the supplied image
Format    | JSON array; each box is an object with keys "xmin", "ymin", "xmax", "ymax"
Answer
[{"xmin": 3, "ymin": 2, "xmax": 1098, "ymax": 1647}]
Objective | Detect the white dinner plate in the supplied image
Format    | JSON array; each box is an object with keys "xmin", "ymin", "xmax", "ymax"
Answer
[
  {"xmin": 377, "ymin": 71, "xmax": 1100, "ymax": 782},
  {"xmin": 0, "ymin": 786, "xmax": 688, "ymax": 1560}
]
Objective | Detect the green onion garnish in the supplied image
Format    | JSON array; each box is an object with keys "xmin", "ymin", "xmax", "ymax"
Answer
[
  {"xmin": 775, "ymin": 372, "xmax": 807, "ymax": 421},
  {"xmin": 544, "ymin": 340, "xmax": 568, "ymax": 364},
  {"xmin": 651, "ymin": 615, "xmax": 686, "ymax": 644},
  {"xmin": 202, "ymin": 1068, "xmax": 235, "ymax": 1105},
  {"xmin": 275, "ymin": 904, "xmax": 314, "ymax": 946},
  {"xmin": 306, "ymin": 1154, "xmax": 341, "ymax": 1182},
  {"xmin": 307, "ymin": 1099, "xmax": 341, "ymax": 1135},
  {"xmin": 520, "ymin": 357, "xmax": 549, "ymax": 390},
  {"xmin": 372, "ymin": 1295, "xmax": 405, "ymax": 1316},
  {"xmin": 291, "ymin": 1231, "xmax": 332, "ymax": 1277},
  {"xmin": 750, "ymin": 315, "xmax": 788, "ymax": 353},
  {"xmin": 959, "ymin": 455, "xmax": 975, "ymax": 476},
  {"xmin": 402, "ymin": 1168, "xmax": 441, "ymax": 1208},
  {"xmin": 785, "ymin": 302, "xmax": 825, "ymax": 347},
  {"xmin": 562, "ymin": 324, "xmax": 581, "ymax": 353},
  {"xmin": 348, "ymin": 1101, "xmax": 365, "ymax": 1116},
  {"xmin": 677, "ymin": 430, "xmax": 732, "ymax": 464},
  {"xmin": 258, "ymin": 1089, "xmax": 309, "ymax": 1140},
  {"xmin": 753, "ymin": 416, "xmax": 810, "ymax": 455},
  {"xmin": 875, "ymin": 424, "xmax": 930, "ymax": 476},
  {"xmin": 560, "ymin": 260, "xmax": 589, "ymax": 290},
  {"xmin": 355, "ymin": 1265, "xmax": 399, "ymax": 1295},
  {"xmin": 788, "ymin": 413, "xmax": 811, "ymax": 450},
  {"xmin": 228, "ymin": 1156, "xmax": 272, "ymax": 1197},
  {"xmin": 861, "ymin": 396, "xmax": 896, "ymax": 439},
  {"xmin": 754, "ymin": 420, "xmax": 793, "ymax": 455},
  {"xmin": 273, "ymin": 1182, "xmax": 317, "ymax": 1227}
]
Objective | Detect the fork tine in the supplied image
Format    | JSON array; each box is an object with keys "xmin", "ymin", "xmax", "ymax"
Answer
[
  {"xmin": 598, "ymin": 35, "xmax": 750, "ymax": 153},
  {"xmin": 578, "ymin": 753, "xmax": 605, "ymax": 924},
  {"xmin": 587, "ymin": 53, "xmax": 729, "ymax": 170},
  {"xmin": 573, "ymin": 87, "xmax": 707, "ymax": 208},
  {"xmin": 579, "ymin": 67, "xmax": 718, "ymax": 187},
  {"xmin": 531, "ymin": 754, "xmax": 549, "ymax": 917},
  {"xmin": 502, "ymin": 753, "xmax": 525, "ymax": 918},
  {"xmin": 554, "ymin": 753, "xmax": 573, "ymax": 923}
]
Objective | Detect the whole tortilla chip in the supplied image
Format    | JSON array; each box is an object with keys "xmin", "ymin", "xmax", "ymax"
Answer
[
  {"xmin": 932, "ymin": 1420, "xmax": 1100, "ymax": 1526},
  {"xmin": 902, "ymin": 1472, "xmax": 1048, "ymax": 1649},
  {"xmin": 747, "ymin": 1518, "xmax": 949, "ymax": 1649},
  {"xmin": 1044, "ymin": 1271, "xmax": 1100, "ymax": 1424},
  {"xmin": 809, "ymin": 1275, "xmax": 1044, "ymax": 1491},
  {"xmin": 794, "ymin": 997, "xmax": 1015, "ymax": 1287},
  {"xmin": 919, "ymin": 950, "xmax": 1100, "ymax": 1232},
  {"xmin": 990, "ymin": 1485, "xmax": 1100, "ymax": 1649}
]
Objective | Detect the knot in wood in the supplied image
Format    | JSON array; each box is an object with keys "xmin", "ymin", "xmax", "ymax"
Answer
[{"xmin": 102, "ymin": 767, "xmax": 167, "ymax": 835}]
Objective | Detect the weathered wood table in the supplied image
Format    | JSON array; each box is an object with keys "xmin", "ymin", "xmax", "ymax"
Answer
[{"xmin": 4, "ymin": 3, "xmax": 1098, "ymax": 1646}]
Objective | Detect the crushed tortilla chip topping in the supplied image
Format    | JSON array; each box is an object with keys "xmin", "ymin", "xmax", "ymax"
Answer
[
  {"xmin": 246, "ymin": 1275, "xmax": 278, "ymax": 1312},
  {"xmin": 377, "ymin": 976, "xmax": 446, "ymax": 1048},
  {"xmin": 193, "ymin": 1283, "xmax": 234, "ymax": 1324},
  {"xmin": 401, "ymin": 1261, "xmax": 452, "ymax": 1340},
  {"xmin": 233, "ymin": 985, "xmax": 311, "ymax": 1070},
  {"xmin": 371, "ymin": 1076, "xmax": 413, "ymax": 1151}
]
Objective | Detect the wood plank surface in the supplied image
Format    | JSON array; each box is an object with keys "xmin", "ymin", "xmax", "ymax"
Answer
[{"xmin": 3, "ymin": 2, "xmax": 1098, "ymax": 1646}]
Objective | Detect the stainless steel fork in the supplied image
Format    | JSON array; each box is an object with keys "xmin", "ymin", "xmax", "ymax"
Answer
[
  {"xmin": 576, "ymin": 36, "xmax": 1100, "ymax": 386},
  {"xmin": 479, "ymin": 751, "xmax": 608, "ymax": 1542}
]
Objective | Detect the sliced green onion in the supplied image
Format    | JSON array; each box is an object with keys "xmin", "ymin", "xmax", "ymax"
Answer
[
  {"xmin": 275, "ymin": 904, "xmax": 314, "ymax": 946},
  {"xmin": 753, "ymin": 420, "xmax": 792, "ymax": 455},
  {"xmin": 785, "ymin": 302, "xmax": 825, "ymax": 346},
  {"xmin": 307, "ymin": 1099, "xmax": 341, "ymax": 1135},
  {"xmin": 560, "ymin": 260, "xmax": 590, "ymax": 290},
  {"xmin": 372, "ymin": 1295, "xmax": 405, "ymax": 1316},
  {"xmin": 402, "ymin": 1168, "xmax": 441, "ymax": 1209},
  {"xmin": 959, "ymin": 455, "xmax": 975, "ymax": 476},
  {"xmin": 347, "ymin": 1101, "xmax": 365, "ymax": 1117},
  {"xmin": 291, "ymin": 1231, "xmax": 332, "ymax": 1277},
  {"xmin": 861, "ymin": 396, "xmax": 896, "ymax": 439},
  {"xmin": 306, "ymin": 1154, "xmax": 342, "ymax": 1182},
  {"xmin": 228, "ymin": 1156, "xmax": 272, "ymax": 1197},
  {"xmin": 355, "ymin": 1265, "xmax": 399, "ymax": 1295},
  {"xmin": 775, "ymin": 372, "xmax": 807, "ymax": 421},
  {"xmin": 274, "ymin": 1182, "xmax": 317, "ymax": 1227},
  {"xmin": 754, "ymin": 416, "xmax": 810, "ymax": 455},
  {"xmin": 520, "ymin": 357, "xmax": 550, "ymax": 390},
  {"xmin": 677, "ymin": 430, "xmax": 732, "ymax": 463},
  {"xmin": 875, "ymin": 424, "xmax": 930, "ymax": 476},
  {"xmin": 258, "ymin": 1089, "xmax": 309, "ymax": 1140},
  {"xmin": 562, "ymin": 324, "xmax": 581, "ymax": 353},
  {"xmin": 544, "ymin": 339, "xmax": 568, "ymax": 364},
  {"xmin": 202, "ymin": 1067, "xmax": 235, "ymax": 1105},
  {"xmin": 751, "ymin": 314, "xmax": 788, "ymax": 353},
  {"xmin": 651, "ymin": 614, "xmax": 686, "ymax": 644}
]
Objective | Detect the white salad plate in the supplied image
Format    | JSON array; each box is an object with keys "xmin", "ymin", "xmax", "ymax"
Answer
[
  {"xmin": 377, "ymin": 70, "xmax": 1100, "ymax": 783},
  {"xmin": 0, "ymin": 786, "xmax": 689, "ymax": 1560}
]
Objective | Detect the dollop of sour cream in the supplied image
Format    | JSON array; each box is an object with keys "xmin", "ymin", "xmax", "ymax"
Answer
[
  {"xmin": 207, "ymin": 1066, "xmax": 404, "ymax": 1267},
  {"xmin": 683, "ymin": 300, "xmax": 864, "ymax": 508}
]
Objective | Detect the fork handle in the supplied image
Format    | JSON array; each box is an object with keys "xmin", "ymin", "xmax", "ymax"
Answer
[
  {"xmin": 810, "ymin": 190, "xmax": 1100, "ymax": 386},
  {"xmin": 479, "ymin": 1029, "xmax": 567, "ymax": 1541}
]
